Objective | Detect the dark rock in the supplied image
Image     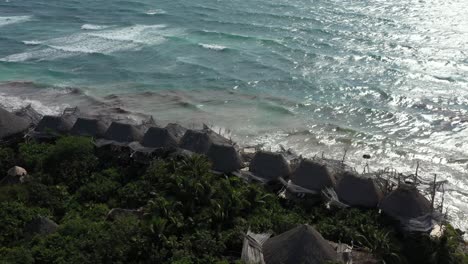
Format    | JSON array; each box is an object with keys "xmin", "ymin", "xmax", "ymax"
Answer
[
  {"xmin": 0, "ymin": 107, "xmax": 30, "ymax": 140},
  {"xmin": 207, "ymin": 143, "xmax": 243, "ymax": 173},
  {"xmin": 263, "ymin": 224, "xmax": 340, "ymax": 264},
  {"xmin": 24, "ymin": 216, "xmax": 58, "ymax": 236},
  {"xmin": 291, "ymin": 159, "xmax": 336, "ymax": 191},
  {"xmin": 249, "ymin": 151, "xmax": 290, "ymax": 182},
  {"xmin": 336, "ymin": 172, "xmax": 383, "ymax": 208},
  {"xmin": 142, "ymin": 127, "xmax": 179, "ymax": 148},
  {"xmin": 70, "ymin": 117, "xmax": 108, "ymax": 138},
  {"xmin": 104, "ymin": 122, "xmax": 144, "ymax": 143},
  {"xmin": 379, "ymin": 184, "xmax": 432, "ymax": 220}
]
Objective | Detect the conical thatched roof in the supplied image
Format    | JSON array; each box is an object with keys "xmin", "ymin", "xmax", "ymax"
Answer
[
  {"xmin": 14, "ymin": 105, "xmax": 42, "ymax": 126},
  {"xmin": 35, "ymin": 115, "xmax": 74, "ymax": 134},
  {"xmin": 180, "ymin": 129, "xmax": 212, "ymax": 154},
  {"xmin": 249, "ymin": 151, "xmax": 291, "ymax": 182},
  {"xmin": 379, "ymin": 184, "xmax": 432, "ymax": 220},
  {"xmin": 263, "ymin": 224, "xmax": 340, "ymax": 264},
  {"xmin": 207, "ymin": 143, "xmax": 243, "ymax": 173},
  {"xmin": 336, "ymin": 172, "xmax": 383, "ymax": 208},
  {"xmin": 70, "ymin": 118, "xmax": 108, "ymax": 138},
  {"xmin": 142, "ymin": 127, "xmax": 179, "ymax": 148},
  {"xmin": 103, "ymin": 122, "xmax": 144, "ymax": 143},
  {"xmin": 24, "ymin": 216, "xmax": 58, "ymax": 236},
  {"xmin": 291, "ymin": 159, "xmax": 336, "ymax": 191},
  {"xmin": 165, "ymin": 123, "xmax": 187, "ymax": 141},
  {"xmin": 0, "ymin": 107, "xmax": 30, "ymax": 139}
]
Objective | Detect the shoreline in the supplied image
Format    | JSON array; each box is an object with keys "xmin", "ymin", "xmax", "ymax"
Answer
[
  {"xmin": 1, "ymin": 104, "xmax": 468, "ymax": 263},
  {"xmin": 1, "ymin": 80, "xmax": 467, "ymax": 236}
]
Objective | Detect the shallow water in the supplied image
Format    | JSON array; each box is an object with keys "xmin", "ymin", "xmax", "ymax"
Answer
[{"xmin": 0, "ymin": 0, "xmax": 467, "ymax": 233}]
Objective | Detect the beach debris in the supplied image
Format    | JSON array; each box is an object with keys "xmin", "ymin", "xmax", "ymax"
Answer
[
  {"xmin": 249, "ymin": 151, "xmax": 291, "ymax": 183},
  {"xmin": 336, "ymin": 172, "xmax": 383, "ymax": 208},
  {"xmin": 70, "ymin": 117, "xmax": 108, "ymax": 138},
  {"xmin": 207, "ymin": 142, "xmax": 243, "ymax": 173},
  {"xmin": 262, "ymin": 224, "xmax": 340, "ymax": 264}
]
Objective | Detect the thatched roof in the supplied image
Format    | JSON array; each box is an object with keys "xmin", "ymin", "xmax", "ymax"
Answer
[
  {"xmin": 291, "ymin": 159, "xmax": 336, "ymax": 192},
  {"xmin": 207, "ymin": 143, "xmax": 243, "ymax": 173},
  {"xmin": 70, "ymin": 118, "xmax": 108, "ymax": 138},
  {"xmin": 24, "ymin": 216, "xmax": 58, "ymax": 236},
  {"xmin": 142, "ymin": 127, "xmax": 179, "ymax": 148},
  {"xmin": 179, "ymin": 128, "xmax": 229, "ymax": 154},
  {"xmin": 0, "ymin": 107, "xmax": 30, "ymax": 139},
  {"xmin": 379, "ymin": 184, "xmax": 432, "ymax": 220},
  {"xmin": 180, "ymin": 129, "xmax": 212, "ymax": 154},
  {"xmin": 165, "ymin": 123, "xmax": 187, "ymax": 140},
  {"xmin": 336, "ymin": 172, "xmax": 383, "ymax": 208},
  {"xmin": 249, "ymin": 151, "xmax": 291, "ymax": 182},
  {"xmin": 0, "ymin": 166, "xmax": 28, "ymax": 185},
  {"xmin": 14, "ymin": 105, "xmax": 42, "ymax": 126},
  {"xmin": 263, "ymin": 224, "xmax": 340, "ymax": 264},
  {"xmin": 103, "ymin": 122, "xmax": 144, "ymax": 143},
  {"xmin": 35, "ymin": 115, "xmax": 74, "ymax": 134}
]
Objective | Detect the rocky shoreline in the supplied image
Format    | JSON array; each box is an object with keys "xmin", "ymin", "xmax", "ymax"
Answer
[{"xmin": 1, "ymin": 105, "xmax": 467, "ymax": 263}]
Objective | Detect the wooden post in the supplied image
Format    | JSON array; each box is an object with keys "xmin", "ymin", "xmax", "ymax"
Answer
[{"xmin": 431, "ymin": 174, "xmax": 437, "ymax": 212}]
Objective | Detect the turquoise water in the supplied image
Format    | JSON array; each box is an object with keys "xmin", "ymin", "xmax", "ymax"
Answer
[{"xmin": 1, "ymin": 0, "xmax": 468, "ymax": 232}]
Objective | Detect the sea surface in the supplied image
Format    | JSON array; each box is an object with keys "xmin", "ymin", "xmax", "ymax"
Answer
[{"xmin": 1, "ymin": 0, "xmax": 467, "ymax": 233}]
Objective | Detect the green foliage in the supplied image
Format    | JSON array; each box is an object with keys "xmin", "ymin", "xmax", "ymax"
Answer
[
  {"xmin": 0, "ymin": 147, "xmax": 15, "ymax": 178},
  {"xmin": 0, "ymin": 136, "xmax": 466, "ymax": 263},
  {"xmin": 0, "ymin": 201, "xmax": 50, "ymax": 246}
]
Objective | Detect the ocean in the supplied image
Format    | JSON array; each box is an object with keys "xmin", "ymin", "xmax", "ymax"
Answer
[{"xmin": 0, "ymin": 0, "xmax": 467, "ymax": 233}]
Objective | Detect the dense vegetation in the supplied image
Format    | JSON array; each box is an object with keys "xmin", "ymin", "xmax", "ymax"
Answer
[{"xmin": 0, "ymin": 136, "xmax": 466, "ymax": 263}]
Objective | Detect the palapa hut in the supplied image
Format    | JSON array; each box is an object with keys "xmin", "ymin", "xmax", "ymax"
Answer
[
  {"xmin": 35, "ymin": 115, "xmax": 74, "ymax": 134},
  {"xmin": 249, "ymin": 151, "xmax": 291, "ymax": 182},
  {"xmin": 70, "ymin": 118, "xmax": 108, "ymax": 138},
  {"xmin": 165, "ymin": 123, "xmax": 187, "ymax": 141},
  {"xmin": 14, "ymin": 104, "xmax": 42, "ymax": 126},
  {"xmin": 0, "ymin": 107, "xmax": 30, "ymax": 140},
  {"xmin": 207, "ymin": 142, "xmax": 243, "ymax": 173},
  {"xmin": 180, "ymin": 128, "xmax": 229, "ymax": 154},
  {"xmin": 0, "ymin": 166, "xmax": 28, "ymax": 185},
  {"xmin": 379, "ymin": 184, "xmax": 432, "ymax": 221},
  {"xmin": 290, "ymin": 159, "xmax": 336, "ymax": 192},
  {"xmin": 336, "ymin": 172, "xmax": 383, "ymax": 208},
  {"xmin": 142, "ymin": 127, "xmax": 179, "ymax": 148},
  {"xmin": 103, "ymin": 122, "xmax": 144, "ymax": 143},
  {"xmin": 263, "ymin": 224, "xmax": 340, "ymax": 264}
]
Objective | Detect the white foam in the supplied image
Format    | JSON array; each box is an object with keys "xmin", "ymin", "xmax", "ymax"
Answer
[
  {"xmin": 0, "ymin": 92, "xmax": 63, "ymax": 115},
  {"xmin": 81, "ymin": 24, "xmax": 109, "ymax": 30},
  {"xmin": 22, "ymin": 40, "xmax": 42, "ymax": 45},
  {"xmin": 199, "ymin": 43, "xmax": 228, "ymax": 51},
  {"xmin": 0, "ymin": 15, "xmax": 31, "ymax": 27},
  {"xmin": 1, "ymin": 24, "xmax": 179, "ymax": 62},
  {"xmin": 145, "ymin": 9, "xmax": 166, "ymax": 15}
]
